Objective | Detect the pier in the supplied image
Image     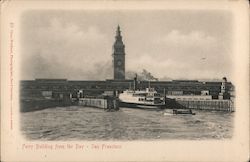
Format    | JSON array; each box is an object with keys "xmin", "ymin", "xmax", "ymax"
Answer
[
  {"xmin": 77, "ymin": 97, "xmax": 119, "ymax": 111},
  {"xmin": 175, "ymin": 99, "xmax": 234, "ymax": 112}
]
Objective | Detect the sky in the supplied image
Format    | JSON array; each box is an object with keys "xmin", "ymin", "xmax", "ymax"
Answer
[{"xmin": 21, "ymin": 10, "xmax": 233, "ymax": 81}]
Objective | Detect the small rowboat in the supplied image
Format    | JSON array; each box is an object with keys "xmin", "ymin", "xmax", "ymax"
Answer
[{"xmin": 173, "ymin": 109, "xmax": 196, "ymax": 115}]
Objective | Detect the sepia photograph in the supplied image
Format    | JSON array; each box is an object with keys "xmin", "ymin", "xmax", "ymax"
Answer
[
  {"xmin": 1, "ymin": 0, "xmax": 249, "ymax": 161},
  {"xmin": 20, "ymin": 9, "xmax": 235, "ymax": 140}
]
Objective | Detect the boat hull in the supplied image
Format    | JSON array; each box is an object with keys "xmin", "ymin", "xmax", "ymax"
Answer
[{"xmin": 119, "ymin": 101, "xmax": 166, "ymax": 109}]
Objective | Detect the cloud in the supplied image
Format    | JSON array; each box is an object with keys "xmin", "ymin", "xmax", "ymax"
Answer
[
  {"xmin": 127, "ymin": 54, "xmax": 231, "ymax": 81},
  {"xmin": 162, "ymin": 30, "xmax": 217, "ymax": 47},
  {"xmin": 138, "ymin": 29, "xmax": 233, "ymax": 80},
  {"xmin": 21, "ymin": 11, "xmax": 232, "ymax": 81},
  {"xmin": 22, "ymin": 18, "xmax": 112, "ymax": 80}
]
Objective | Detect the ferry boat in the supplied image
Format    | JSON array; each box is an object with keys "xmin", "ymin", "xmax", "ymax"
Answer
[{"xmin": 119, "ymin": 88, "xmax": 166, "ymax": 109}]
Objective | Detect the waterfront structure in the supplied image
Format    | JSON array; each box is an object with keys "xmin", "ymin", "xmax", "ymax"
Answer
[
  {"xmin": 166, "ymin": 78, "xmax": 230, "ymax": 101},
  {"xmin": 20, "ymin": 78, "xmax": 235, "ymax": 111},
  {"xmin": 167, "ymin": 94, "xmax": 213, "ymax": 101},
  {"xmin": 20, "ymin": 78, "xmax": 234, "ymax": 100},
  {"xmin": 218, "ymin": 77, "xmax": 231, "ymax": 99},
  {"xmin": 20, "ymin": 25, "xmax": 235, "ymax": 111},
  {"xmin": 165, "ymin": 77, "xmax": 234, "ymax": 111},
  {"xmin": 78, "ymin": 97, "xmax": 119, "ymax": 111},
  {"xmin": 112, "ymin": 25, "xmax": 125, "ymax": 80}
]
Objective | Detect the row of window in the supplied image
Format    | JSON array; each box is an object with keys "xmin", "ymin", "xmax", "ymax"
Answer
[{"xmin": 175, "ymin": 98, "xmax": 212, "ymax": 101}]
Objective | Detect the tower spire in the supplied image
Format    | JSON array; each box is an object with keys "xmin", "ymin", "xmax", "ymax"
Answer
[{"xmin": 116, "ymin": 25, "xmax": 121, "ymax": 37}]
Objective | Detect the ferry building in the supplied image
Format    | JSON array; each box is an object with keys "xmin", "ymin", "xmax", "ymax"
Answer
[{"xmin": 20, "ymin": 26, "xmax": 234, "ymax": 105}]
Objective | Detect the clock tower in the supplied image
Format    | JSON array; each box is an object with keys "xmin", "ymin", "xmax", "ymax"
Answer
[{"xmin": 112, "ymin": 25, "xmax": 125, "ymax": 80}]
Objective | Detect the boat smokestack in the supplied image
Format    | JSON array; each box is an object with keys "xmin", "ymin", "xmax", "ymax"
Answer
[
  {"xmin": 164, "ymin": 88, "xmax": 166, "ymax": 106},
  {"xmin": 133, "ymin": 74, "xmax": 138, "ymax": 91}
]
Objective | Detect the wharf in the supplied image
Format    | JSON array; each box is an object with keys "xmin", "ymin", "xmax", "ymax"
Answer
[
  {"xmin": 175, "ymin": 99, "xmax": 234, "ymax": 112},
  {"xmin": 77, "ymin": 97, "xmax": 119, "ymax": 111}
]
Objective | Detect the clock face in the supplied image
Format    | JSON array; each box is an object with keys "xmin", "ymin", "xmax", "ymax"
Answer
[{"xmin": 117, "ymin": 60, "xmax": 122, "ymax": 66}]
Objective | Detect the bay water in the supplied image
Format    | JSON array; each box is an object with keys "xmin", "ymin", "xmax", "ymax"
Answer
[{"xmin": 21, "ymin": 106, "xmax": 233, "ymax": 140}]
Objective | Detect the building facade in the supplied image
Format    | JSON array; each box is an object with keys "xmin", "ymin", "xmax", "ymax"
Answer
[{"xmin": 20, "ymin": 79, "xmax": 234, "ymax": 100}]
